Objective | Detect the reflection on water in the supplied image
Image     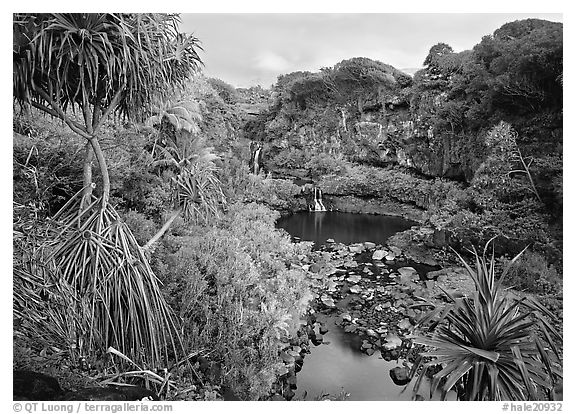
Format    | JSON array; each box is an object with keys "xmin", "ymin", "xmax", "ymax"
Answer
[
  {"xmin": 297, "ymin": 316, "xmax": 457, "ymax": 401},
  {"xmin": 296, "ymin": 316, "xmax": 413, "ymax": 401},
  {"xmin": 277, "ymin": 212, "xmax": 416, "ymax": 246}
]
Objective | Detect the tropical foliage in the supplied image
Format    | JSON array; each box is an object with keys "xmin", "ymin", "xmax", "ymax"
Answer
[
  {"xmin": 412, "ymin": 241, "xmax": 562, "ymax": 400},
  {"xmin": 13, "ymin": 12, "xmax": 203, "ymax": 370}
]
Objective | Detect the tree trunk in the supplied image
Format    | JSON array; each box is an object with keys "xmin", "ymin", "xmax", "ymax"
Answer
[
  {"xmin": 81, "ymin": 142, "xmax": 94, "ymax": 209},
  {"xmin": 143, "ymin": 208, "xmax": 182, "ymax": 251},
  {"xmin": 89, "ymin": 136, "xmax": 111, "ymax": 209}
]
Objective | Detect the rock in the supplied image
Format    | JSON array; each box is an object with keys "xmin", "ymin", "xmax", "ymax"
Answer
[
  {"xmin": 326, "ymin": 280, "xmax": 338, "ymax": 292},
  {"xmin": 341, "ymin": 313, "xmax": 352, "ymax": 322},
  {"xmin": 63, "ymin": 386, "xmax": 158, "ymax": 401},
  {"xmin": 344, "ymin": 260, "xmax": 358, "ymax": 268},
  {"xmin": 344, "ymin": 324, "xmax": 357, "ymax": 333},
  {"xmin": 346, "ymin": 274, "xmax": 361, "ymax": 284},
  {"xmin": 302, "ymin": 264, "xmax": 310, "ymax": 272},
  {"xmin": 349, "ymin": 285, "xmax": 362, "ymax": 294},
  {"xmin": 389, "ymin": 246, "xmax": 402, "ymax": 256},
  {"xmin": 398, "ymin": 318, "xmax": 412, "ymax": 331},
  {"xmin": 366, "ymin": 328, "xmax": 378, "ymax": 337},
  {"xmin": 13, "ymin": 371, "xmax": 64, "ymax": 400},
  {"xmin": 397, "ymin": 267, "xmax": 418, "ymax": 279},
  {"xmin": 361, "ymin": 340, "xmax": 372, "ymax": 349},
  {"xmin": 310, "ymin": 263, "xmax": 322, "ymax": 273},
  {"xmin": 383, "ymin": 333, "xmax": 402, "ymax": 351},
  {"xmin": 349, "ymin": 244, "xmax": 364, "ymax": 254},
  {"xmin": 326, "ymin": 238, "xmax": 335, "ymax": 243},
  {"xmin": 372, "ymin": 250, "xmax": 387, "ymax": 261},
  {"xmin": 320, "ymin": 296, "xmax": 335, "ymax": 307},
  {"xmin": 280, "ymin": 351, "xmax": 295, "ymax": 364},
  {"xmin": 366, "ymin": 348, "xmax": 375, "ymax": 356},
  {"xmin": 385, "ymin": 253, "xmax": 396, "ymax": 261},
  {"xmin": 364, "ymin": 242, "xmax": 376, "ymax": 249},
  {"xmin": 270, "ymin": 394, "xmax": 285, "ymax": 401},
  {"xmin": 389, "ymin": 366, "xmax": 412, "ymax": 386},
  {"xmin": 284, "ymin": 388, "xmax": 295, "ymax": 400}
]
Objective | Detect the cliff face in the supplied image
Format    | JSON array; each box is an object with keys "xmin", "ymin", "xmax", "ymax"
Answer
[{"xmin": 246, "ymin": 19, "xmax": 562, "ymax": 185}]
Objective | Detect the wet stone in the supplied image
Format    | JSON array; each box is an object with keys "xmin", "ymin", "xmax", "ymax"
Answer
[
  {"xmin": 349, "ymin": 285, "xmax": 362, "ymax": 294},
  {"xmin": 347, "ymin": 274, "xmax": 361, "ymax": 284},
  {"xmin": 383, "ymin": 333, "xmax": 402, "ymax": 351}
]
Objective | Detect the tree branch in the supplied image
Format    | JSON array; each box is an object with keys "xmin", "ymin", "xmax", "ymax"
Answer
[
  {"xmin": 32, "ymin": 85, "xmax": 91, "ymax": 139},
  {"xmin": 94, "ymin": 84, "xmax": 126, "ymax": 133},
  {"xmin": 143, "ymin": 208, "xmax": 182, "ymax": 252}
]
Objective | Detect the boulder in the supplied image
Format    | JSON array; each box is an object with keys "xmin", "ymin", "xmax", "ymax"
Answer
[
  {"xmin": 62, "ymin": 386, "xmax": 158, "ymax": 401},
  {"xmin": 310, "ymin": 263, "xmax": 322, "ymax": 273},
  {"xmin": 349, "ymin": 285, "xmax": 362, "ymax": 294},
  {"xmin": 346, "ymin": 274, "xmax": 361, "ymax": 284},
  {"xmin": 349, "ymin": 244, "xmax": 364, "ymax": 254},
  {"xmin": 389, "ymin": 366, "xmax": 412, "ymax": 386},
  {"xmin": 372, "ymin": 250, "xmax": 387, "ymax": 261},
  {"xmin": 13, "ymin": 371, "xmax": 64, "ymax": 401},
  {"xmin": 364, "ymin": 242, "xmax": 376, "ymax": 249},
  {"xmin": 341, "ymin": 313, "xmax": 352, "ymax": 322},
  {"xmin": 398, "ymin": 318, "xmax": 412, "ymax": 331},
  {"xmin": 383, "ymin": 333, "xmax": 402, "ymax": 351}
]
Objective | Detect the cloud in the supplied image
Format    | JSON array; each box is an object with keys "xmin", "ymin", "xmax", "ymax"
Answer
[{"xmin": 254, "ymin": 51, "xmax": 291, "ymax": 72}]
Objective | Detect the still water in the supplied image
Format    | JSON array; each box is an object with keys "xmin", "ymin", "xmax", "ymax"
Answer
[
  {"xmin": 277, "ymin": 212, "xmax": 416, "ymax": 246},
  {"xmin": 296, "ymin": 316, "xmax": 413, "ymax": 400}
]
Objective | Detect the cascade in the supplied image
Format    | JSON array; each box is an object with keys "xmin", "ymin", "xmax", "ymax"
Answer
[
  {"xmin": 310, "ymin": 187, "xmax": 327, "ymax": 212},
  {"xmin": 253, "ymin": 147, "xmax": 261, "ymax": 175}
]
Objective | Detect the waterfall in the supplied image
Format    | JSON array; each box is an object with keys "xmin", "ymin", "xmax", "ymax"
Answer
[
  {"xmin": 253, "ymin": 147, "xmax": 261, "ymax": 175},
  {"xmin": 311, "ymin": 187, "xmax": 327, "ymax": 212}
]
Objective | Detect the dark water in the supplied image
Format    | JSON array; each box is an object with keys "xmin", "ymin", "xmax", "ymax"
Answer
[
  {"xmin": 276, "ymin": 212, "xmax": 452, "ymax": 400},
  {"xmin": 277, "ymin": 212, "xmax": 416, "ymax": 246},
  {"xmin": 296, "ymin": 316, "xmax": 457, "ymax": 401},
  {"xmin": 296, "ymin": 316, "xmax": 413, "ymax": 401}
]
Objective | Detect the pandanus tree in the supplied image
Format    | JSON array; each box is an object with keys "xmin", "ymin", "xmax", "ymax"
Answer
[{"xmin": 13, "ymin": 13, "xmax": 203, "ymax": 369}]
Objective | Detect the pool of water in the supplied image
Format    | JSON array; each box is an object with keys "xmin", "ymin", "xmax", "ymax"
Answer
[{"xmin": 277, "ymin": 212, "xmax": 416, "ymax": 246}]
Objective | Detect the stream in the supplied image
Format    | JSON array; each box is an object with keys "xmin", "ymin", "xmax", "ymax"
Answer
[
  {"xmin": 295, "ymin": 315, "xmax": 413, "ymax": 400},
  {"xmin": 276, "ymin": 211, "xmax": 453, "ymax": 401}
]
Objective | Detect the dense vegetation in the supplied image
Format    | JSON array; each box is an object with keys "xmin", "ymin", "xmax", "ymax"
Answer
[{"xmin": 13, "ymin": 14, "xmax": 562, "ymax": 401}]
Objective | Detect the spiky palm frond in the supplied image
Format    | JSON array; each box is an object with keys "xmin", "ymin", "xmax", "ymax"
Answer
[
  {"xmin": 173, "ymin": 162, "xmax": 226, "ymax": 225},
  {"xmin": 13, "ymin": 13, "xmax": 202, "ymax": 123},
  {"xmin": 412, "ymin": 240, "xmax": 562, "ymax": 401},
  {"xmin": 147, "ymin": 100, "xmax": 202, "ymax": 134}
]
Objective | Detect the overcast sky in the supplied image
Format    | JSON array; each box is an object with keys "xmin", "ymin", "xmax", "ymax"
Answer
[{"xmin": 179, "ymin": 13, "xmax": 562, "ymax": 88}]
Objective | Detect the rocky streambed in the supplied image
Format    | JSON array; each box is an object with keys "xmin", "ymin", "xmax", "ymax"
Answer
[{"xmin": 270, "ymin": 238, "xmax": 471, "ymax": 401}]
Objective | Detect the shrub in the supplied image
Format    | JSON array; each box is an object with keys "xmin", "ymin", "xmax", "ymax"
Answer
[
  {"xmin": 304, "ymin": 152, "xmax": 348, "ymax": 178},
  {"xmin": 500, "ymin": 250, "xmax": 561, "ymax": 295},
  {"xmin": 160, "ymin": 203, "xmax": 312, "ymax": 399}
]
